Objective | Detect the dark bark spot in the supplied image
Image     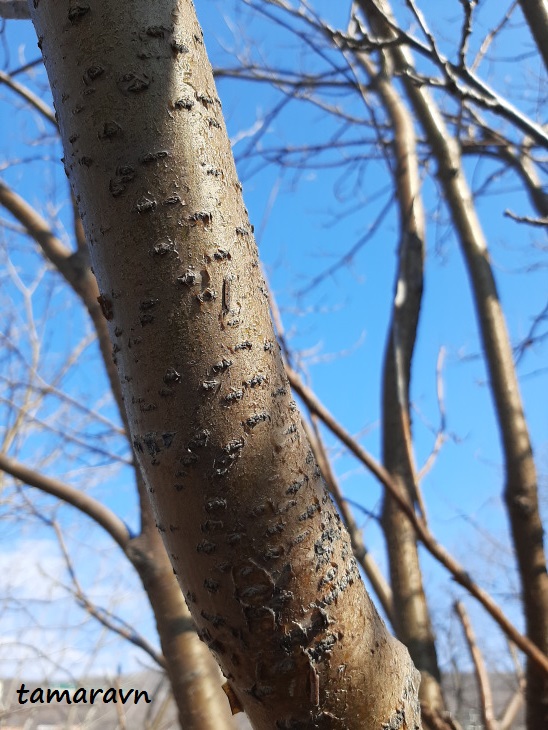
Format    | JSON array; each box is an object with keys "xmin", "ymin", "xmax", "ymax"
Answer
[
  {"xmin": 244, "ymin": 374, "xmax": 265, "ymax": 388},
  {"xmin": 136, "ymin": 196, "xmax": 157, "ymax": 213},
  {"xmin": 189, "ymin": 429, "xmax": 210, "ymax": 448},
  {"xmin": 97, "ymin": 294, "xmax": 113, "ymax": 320},
  {"xmin": 286, "ymin": 477, "xmax": 307, "ymax": 495},
  {"xmin": 118, "ymin": 72, "xmax": 150, "ymax": 93},
  {"xmin": 178, "ymin": 270, "xmax": 197, "ymax": 286},
  {"xmin": 264, "ymin": 546, "xmax": 284, "ymax": 560},
  {"xmin": 152, "ymin": 240, "xmax": 176, "ymax": 256},
  {"xmin": 171, "ymin": 40, "xmax": 189, "ymax": 54},
  {"xmin": 174, "ymin": 97, "xmax": 194, "ymax": 110},
  {"xmin": 164, "ymin": 195, "xmax": 182, "ymax": 205},
  {"xmin": 204, "ymin": 578, "xmax": 220, "ymax": 593},
  {"xmin": 144, "ymin": 25, "xmax": 168, "ymax": 38},
  {"xmin": 181, "ymin": 451, "xmax": 198, "ymax": 466},
  {"xmin": 244, "ymin": 412, "xmax": 270, "ymax": 429},
  {"xmin": 140, "ymin": 150, "xmax": 169, "ymax": 164},
  {"xmin": 234, "ymin": 340, "xmax": 252, "ymax": 351},
  {"xmin": 202, "ymin": 380, "xmax": 219, "ymax": 391},
  {"xmin": 163, "ymin": 367, "xmax": 181, "ymax": 383},
  {"xmin": 197, "ymin": 540, "xmax": 216, "ymax": 555},
  {"xmin": 205, "ymin": 497, "xmax": 227, "ymax": 513},
  {"xmin": 188, "ymin": 211, "xmax": 211, "ymax": 225},
  {"xmin": 224, "ymin": 389, "xmax": 244, "ymax": 404},
  {"xmin": 68, "ymin": 3, "xmax": 90, "ymax": 24},
  {"xmin": 196, "ymin": 93, "xmax": 214, "ymax": 107},
  {"xmin": 99, "ymin": 121, "xmax": 121, "ymax": 139},
  {"xmin": 201, "ymin": 611, "xmax": 225, "ymax": 628},
  {"xmin": 197, "ymin": 287, "xmax": 217, "ymax": 303},
  {"xmin": 212, "ymin": 358, "xmax": 232, "ymax": 373},
  {"xmin": 201, "ymin": 520, "xmax": 224, "ymax": 533}
]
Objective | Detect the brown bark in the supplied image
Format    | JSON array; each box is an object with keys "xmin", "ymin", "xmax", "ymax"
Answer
[
  {"xmin": 518, "ymin": 0, "xmax": 548, "ymax": 73},
  {"xmin": 128, "ymin": 526, "xmax": 233, "ymax": 729},
  {"xmin": 29, "ymin": 1, "xmax": 422, "ymax": 727},
  {"xmin": 454, "ymin": 602, "xmax": 497, "ymax": 730},
  {"xmin": 357, "ymin": 2, "xmax": 548, "ymax": 727},
  {"xmin": 302, "ymin": 415, "xmax": 395, "ymax": 625},
  {"xmin": 0, "ymin": 146, "xmax": 234, "ymax": 730},
  {"xmin": 348, "ymin": 30, "xmax": 446, "ymax": 715}
]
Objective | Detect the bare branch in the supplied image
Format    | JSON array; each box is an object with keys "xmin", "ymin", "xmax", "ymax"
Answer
[
  {"xmin": 0, "ymin": 70, "xmax": 57, "ymax": 126},
  {"xmin": 52, "ymin": 521, "xmax": 165, "ymax": 668},
  {"xmin": 504, "ymin": 210, "xmax": 548, "ymax": 227},
  {"xmin": 0, "ymin": 451, "xmax": 131, "ymax": 551},
  {"xmin": 286, "ymin": 365, "xmax": 548, "ymax": 675},
  {"xmin": 454, "ymin": 601, "xmax": 498, "ymax": 730},
  {"xmin": 417, "ymin": 348, "xmax": 447, "ymax": 482}
]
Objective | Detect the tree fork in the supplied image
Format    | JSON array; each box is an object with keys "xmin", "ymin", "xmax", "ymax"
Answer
[{"xmin": 29, "ymin": 2, "xmax": 421, "ymax": 728}]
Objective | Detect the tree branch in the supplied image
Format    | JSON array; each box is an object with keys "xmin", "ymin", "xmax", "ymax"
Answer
[
  {"xmin": 0, "ymin": 451, "xmax": 130, "ymax": 551},
  {"xmin": 455, "ymin": 600, "xmax": 498, "ymax": 730},
  {"xmin": 287, "ymin": 365, "xmax": 548, "ymax": 675}
]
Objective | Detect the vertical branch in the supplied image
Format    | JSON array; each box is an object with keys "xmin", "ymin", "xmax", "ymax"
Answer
[
  {"xmin": 356, "ymin": 2, "xmax": 548, "ymax": 726},
  {"xmin": 454, "ymin": 601, "xmax": 498, "ymax": 730},
  {"xmin": 347, "ymin": 3, "xmax": 445, "ymax": 714}
]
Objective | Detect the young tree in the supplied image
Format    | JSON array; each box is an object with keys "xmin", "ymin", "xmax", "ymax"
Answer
[
  {"xmin": 14, "ymin": 1, "xmax": 422, "ymax": 728},
  {"xmin": 1, "ymin": 1, "xmax": 547, "ymax": 729}
]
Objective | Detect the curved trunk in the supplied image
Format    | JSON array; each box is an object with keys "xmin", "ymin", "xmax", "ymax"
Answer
[
  {"xmin": 348, "ymin": 19, "xmax": 445, "ymax": 714},
  {"xmin": 29, "ymin": 1, "xmax": 422, "ymax": 727},
  {"xmin": 128, "ymin": 523, "xmax": 234, "ymax": 729},
  {"xmin": 358, "ymin": 2, "xmax": 548, "ymax": 727}
]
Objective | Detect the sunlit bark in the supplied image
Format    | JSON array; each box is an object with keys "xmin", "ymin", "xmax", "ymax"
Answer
[{"xmin": 28, "ymin": 1, "xmax": 422, "ymax": 727}]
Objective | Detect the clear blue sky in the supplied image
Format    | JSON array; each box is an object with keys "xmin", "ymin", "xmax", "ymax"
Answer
[{"xmin": 0, "ymin": 0, "xmax": 546, "ymax": 678}]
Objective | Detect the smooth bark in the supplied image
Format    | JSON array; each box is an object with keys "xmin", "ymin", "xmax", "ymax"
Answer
[
  {"xmin": 346, "ymin": 18, "xmax": 446, "ymax": 716},
  {"xmin": 518, "ymin": 0, "xmax": 548, "ymax": 73},
  {"xmin": 0, "ymin": 144, "xmax": 234, "ymax": 730},
  {"xmin": 358, "ymin": 2, "xmax": 548, "ymax": 727}
]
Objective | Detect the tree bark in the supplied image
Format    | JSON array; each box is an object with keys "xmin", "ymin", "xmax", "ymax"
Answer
[
  {"xmin": 357, "ymin": 2, "xmax": 548, "ymax": 727},
  {"xmin": 518, "ymin": 0, "xmax": 548, "ymax": 73},
  {"xmin": 348, "ymin": 23, "xmax": 446, "ymax": 716},
  {"xmin": 0, "ymin": 181, "xmax": 234, "ymax": 729},
  {"xmin": 29, "ymin": 1, "xmax": 422, "ymax": 728}
]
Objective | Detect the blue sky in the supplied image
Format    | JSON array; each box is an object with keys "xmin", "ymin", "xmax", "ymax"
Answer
[{"xmin": 0, "ymin": 0, "xmax": 546, "ymax": 680}]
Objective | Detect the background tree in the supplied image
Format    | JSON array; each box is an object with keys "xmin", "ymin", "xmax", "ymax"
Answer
[{"xmin": 0, "ymin": 1, "xmax": 546, "ymax": 729}]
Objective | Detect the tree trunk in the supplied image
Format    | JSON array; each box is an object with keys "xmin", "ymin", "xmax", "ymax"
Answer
[
  {"xmin": 348, "ymin": 26, "xmax": 446, "ymax": 716},
  {"xmin": 0, "ymin": 175, "xmax": 233, "ymax": 729},
  {"xmin": 518, "ymin": 0, "xmax": 548, "ymax": 73},
  {"xmin": 29, "ymin": 1, "xmax": 422, "ymax": 727},
  {"xmin": 358, "ymin": 2, "xmax": 548, "ymax": 727}
]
